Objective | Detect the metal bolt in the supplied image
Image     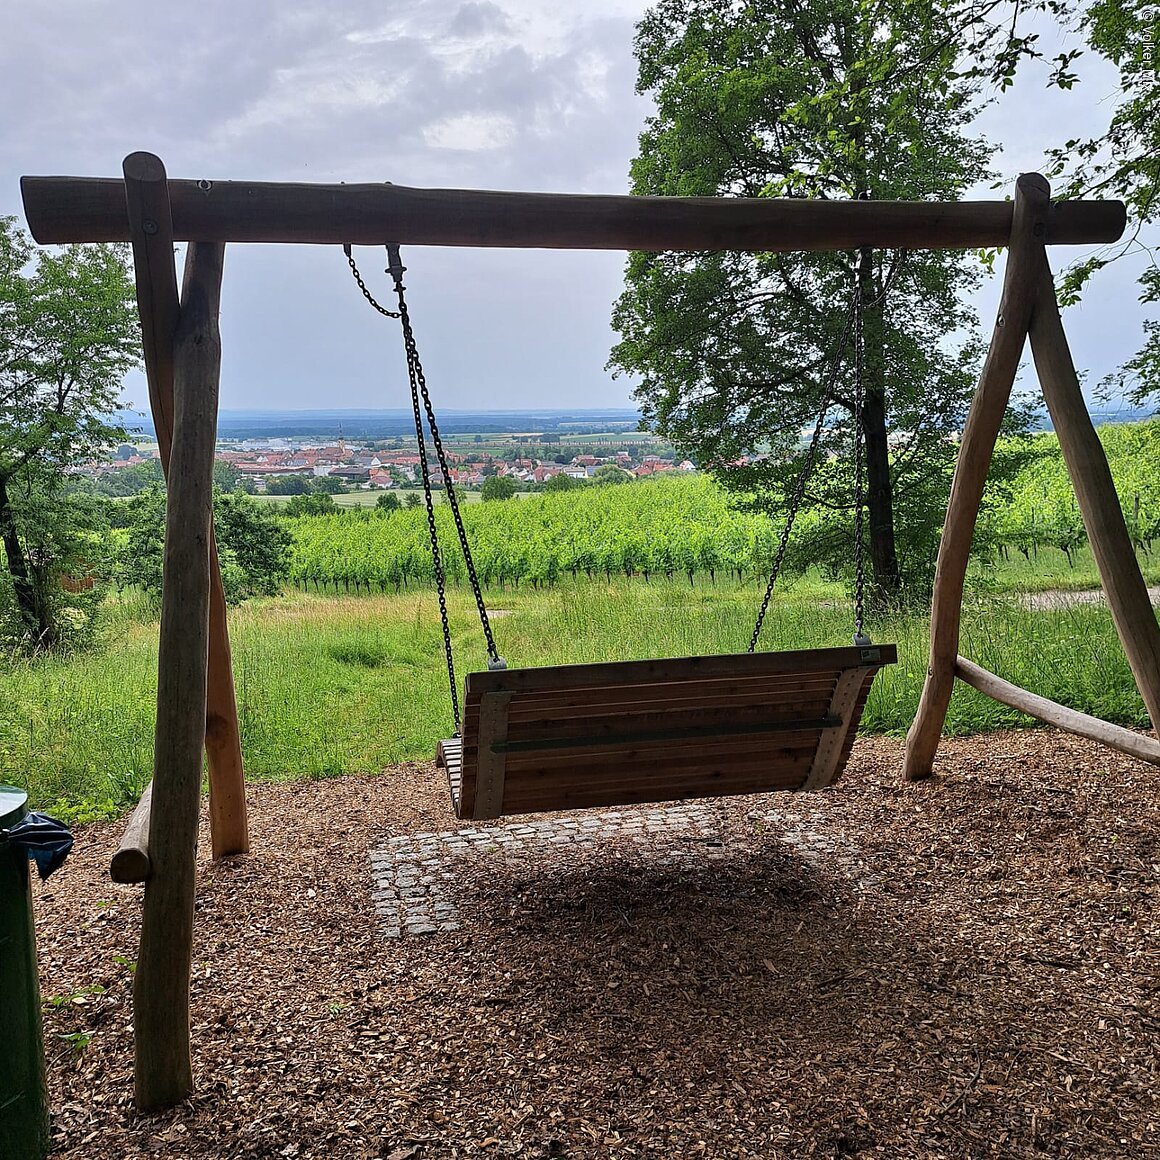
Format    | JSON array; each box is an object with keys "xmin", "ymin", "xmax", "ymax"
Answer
[
  {"xmin": 197, "ymin": 179, "xmax": 213, "ymax": 192},
  {"xmin": 142, "ymin": 219, "xmax": 158, "ymax": 235}
]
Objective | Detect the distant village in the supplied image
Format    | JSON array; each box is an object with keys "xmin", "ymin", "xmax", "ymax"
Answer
[{"xmin": 85, "ymin": 434, "xmax": 698, "ymax": 492}]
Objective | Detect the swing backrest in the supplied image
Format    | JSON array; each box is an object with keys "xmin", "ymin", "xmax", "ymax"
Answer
[{"xmin": 436, "ymin": 644, "xmax": 895, "ymax": 819}]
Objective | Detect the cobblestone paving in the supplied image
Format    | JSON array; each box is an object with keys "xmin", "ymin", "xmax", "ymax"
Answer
[
  {"xmin": 369, "ymin": 802, "xmax": 720, "ymax": 939},
  {"xmin": 369, "ymin": 800, "xmax": 876, "ymax": 940}
]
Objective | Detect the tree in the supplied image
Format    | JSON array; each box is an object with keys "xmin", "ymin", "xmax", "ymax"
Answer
[
  {"xmin": 481, "ymin": 475, "xmax": 518, "ymax": 502},
  {"xmin": 592, "ymin": 464, "xmax": 631, "ymax": 485},
  {"xmin": 265, "ymin": 474, "xmax": 311, "ymax": 495},
  {"xmin": 120, "ymin": 486, "xmax": 292, "ymax": 602},
  {"xmin": 212, "ymin": 492, "xmax": 294, "ymax": 596},
  {"xmin": 1045, "ymin": 0, "xmax": 1160, "ymax": 407},
  {"xmin": 0, "ymin": 218, "xmax": 139, "ymax": 647},
  {"xmin": 610, "ymin": 0, "xmax": 1003, "ymax": 598},
  {"xmin": 213, "ymin": 458, "xmax": 242, "ymax": 492},
  {"xmin": 376, "ymin": 492, "xmax": 402, "ymax": 513},
  {"xmin": 284, "ymin": 492, "xmax": 336, "ymax": 517},
  {"xmin": 90, "ymin": 457, "xmax": 165, "ymax": 497},
  {"xmin": 542, "ymin": 472, "xmax": 581, "ymax": 492},
  {"xmin": 897, "ymin": 0, "xmax": 1159, "ymax": 405}
]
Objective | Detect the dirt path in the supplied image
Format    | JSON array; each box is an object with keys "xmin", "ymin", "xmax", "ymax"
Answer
[
  {"xmin": 1021, "ymin": 584, "xmax": 1160, "ymax": 610},
  {"xmin": 33, "ymin": 732, "xmax": 1158, "ymax": 1158}
]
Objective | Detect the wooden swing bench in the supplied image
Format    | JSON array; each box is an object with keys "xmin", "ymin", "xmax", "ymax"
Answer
[{"xmin": 436, "ymin": 643, "xmax": 896, "ymax": 819}]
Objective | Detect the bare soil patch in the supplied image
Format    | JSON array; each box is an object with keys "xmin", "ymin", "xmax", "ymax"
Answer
[{"xmin": 33, "ymin": 731, "xmax": 1157, "ymax": 1159}]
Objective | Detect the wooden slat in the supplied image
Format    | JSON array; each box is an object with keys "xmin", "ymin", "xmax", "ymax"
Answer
[
  {"xmin": 505, "ymin": 698, "xmax": 836, "ymax": 739},
  {"xmin": 954, "ymin": 656, "xmax": 1160, "ymax": 767},
  {"xmin": 466, "ymin": 646, "xmax": 894, "ymax": 698},
  {"xmin": 501, "ymin": 675, "xmax": 842, "ymax": 717},
  {"xmin": 504, "ymin": 769, "xmax": 814, "ymax": 813},
  {"xmin": 435, "ymin": 739, "xmax": 464, "ymax": 816},
  {"xmin": 20, "ymin": 174, "xmax": 1125, "ymax": 250},
  {"xmin": 503, "ymin": 762, "xmax": 816, "ymax": 791},
  {"xmin": 493, "ymin": 715, "xmax": 837, "ymax": 754},
  {"xmin": 802, "ymin": 668, "xmax": 876, "ymax": 791},
  {"xmin": 502, "ymin": 735, "xmax": 823, "ymax": 776}
]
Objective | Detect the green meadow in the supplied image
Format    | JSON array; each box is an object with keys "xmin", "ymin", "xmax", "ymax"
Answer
[{"xmin": 3, "ymin": 560, "xmax": 1152, "ymax": 822}]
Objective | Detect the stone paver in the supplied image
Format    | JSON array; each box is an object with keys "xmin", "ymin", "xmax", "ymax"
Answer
[{"xmin": 369, "ymin": 802, "xmax": 718, "ymax": 939}]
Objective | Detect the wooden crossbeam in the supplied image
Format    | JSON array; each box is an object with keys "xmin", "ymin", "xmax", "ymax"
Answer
[
  {"xmin": 954, "ymin": 656, "xmax": 1160, "ymax": 767},
  {"xmin": 21, "ymin": 172, "xmax": 1124, "ymax": 250}
]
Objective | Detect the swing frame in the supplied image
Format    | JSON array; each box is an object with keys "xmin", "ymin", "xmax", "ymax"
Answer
[{"xmin": 20, "ymin": 156, "xmax": 1157, "ymax": 1112}]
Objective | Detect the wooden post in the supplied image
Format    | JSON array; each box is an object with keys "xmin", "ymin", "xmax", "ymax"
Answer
[
  {"xmin": 134, "ymin": 241, "xmax": 225, "ymax": 1112},
  {"xmin": 123, "ymin": 152, "xmax": 249, "ymax": 860},
  {"xmin": 901, "ymin": 174, "xmax": 1051, "ymax": 781},
  {"xmin": 1028, "ymin": 261, "xmax": 1160, "ymax": 738},
  {"xmin": 110, "ymin": 782, "xmax": 153, "ymax": 884},
  {"xmin": 954, "ymin": 656, "xmax": 1160, "ymax": 764}
]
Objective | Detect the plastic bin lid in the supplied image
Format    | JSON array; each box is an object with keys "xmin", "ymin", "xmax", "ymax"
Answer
[{"xmin": 0, "ymin": 785, "xmax": 29, "ymax": 830}]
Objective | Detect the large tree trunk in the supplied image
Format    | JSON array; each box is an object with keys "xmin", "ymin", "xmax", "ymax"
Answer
[
  {"xmin": 0, "ymin": 474, "xmax": 53, "ymax": 645},
  {"xmin": 859, "ymin": 248, "xmax": 902, "ymax": 599}
]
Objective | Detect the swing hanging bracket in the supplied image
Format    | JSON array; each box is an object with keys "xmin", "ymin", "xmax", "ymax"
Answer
[{"xmin": 385, "ymin": 242, "xmax": 406, "ymax": 283}]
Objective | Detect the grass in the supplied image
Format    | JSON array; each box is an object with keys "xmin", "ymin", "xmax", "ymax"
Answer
[
  {"xmin": 969, "ymin": 542, "xmax": 1160, "ymax": 593},
  {"xmin": 2, "ymin": 565, "xmax": 1153, "ymax": 820}
]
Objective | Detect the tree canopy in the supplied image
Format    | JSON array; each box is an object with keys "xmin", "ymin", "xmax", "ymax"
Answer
[
  {"xmin": 0, "ymin": 217, "xmax": 139, "ymax": 647},
  {"xmin": 611, "ymin": 0, "xmax": 1000, "ymax": 596}
]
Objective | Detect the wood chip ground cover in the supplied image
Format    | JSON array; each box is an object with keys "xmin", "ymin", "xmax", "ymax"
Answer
[{"xmin": 31, "ymin": 731, "xmax": 1157, "ymax": 1158}]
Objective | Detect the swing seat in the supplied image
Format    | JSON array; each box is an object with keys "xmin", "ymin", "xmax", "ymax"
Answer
[{"xmin": 436, "ymin": 644, "xmax": 895, "ymax": 819}]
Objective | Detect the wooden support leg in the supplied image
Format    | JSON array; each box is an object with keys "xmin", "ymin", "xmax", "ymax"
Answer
[
  {"xmin": 1028, "ymin": 262, "xmax": 1160, "ymax": 737},
  {"xmin": 473, "ymin": 692, "xmax": 512, "ymax": 820},
  {"xmin": 123, "ymin": 152, "xmax": 249, "ymax": 859},
  {"xmin": 134, "ymin": 241, "xmax": 225, "ymax": 1112},
  {"xmin": 901, "ymin": 174, "xmax": 1051, "ymax": 781}
]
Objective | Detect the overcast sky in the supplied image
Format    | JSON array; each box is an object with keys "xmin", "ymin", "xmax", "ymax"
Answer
[{"xmin": 2, "ymin": 1, "xmax": 1151, "ymax": 416}]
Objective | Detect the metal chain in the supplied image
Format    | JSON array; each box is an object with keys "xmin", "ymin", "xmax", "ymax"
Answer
[
  {"xmin": 749, "ymin": 290, "xmax": 860, "ymax": 652},
  {"xmin": 852, "ymin": 249, "xmax": 870, "ymax": 647},
  {"xmin": 386, "ymin": 245, "xmax": 503, "ymax": 673},
  {"xmin": 344, "ymin": 244, "xmax": 504, "ymax": 736},
  {"xmin": 345, "ymin": 245, "xmax": 463, "ymax": 731},
  {"xmin": 343, "ymin": 245, "xmax": 401, "ymax": 318}
]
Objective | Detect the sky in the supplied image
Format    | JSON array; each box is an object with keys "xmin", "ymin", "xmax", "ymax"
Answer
[{"xmin": 1, "ymin": 1, "xmax": 1152, "ymax": 416}]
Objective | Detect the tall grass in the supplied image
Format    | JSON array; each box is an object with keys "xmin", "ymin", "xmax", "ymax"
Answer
[{"xmin": 1, "ymin": 576, "xmax": 1152, "ymax": 819}]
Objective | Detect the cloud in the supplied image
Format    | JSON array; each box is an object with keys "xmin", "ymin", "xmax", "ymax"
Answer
[{"xmin": 423, "ymin": 113, "xmax": 517, "ymax": 152}]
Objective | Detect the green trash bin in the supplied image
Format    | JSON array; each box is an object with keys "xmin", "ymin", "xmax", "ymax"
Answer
[{"xmin": 0, "ymin": 785, "xmax": 49, "ymax": 1160}]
